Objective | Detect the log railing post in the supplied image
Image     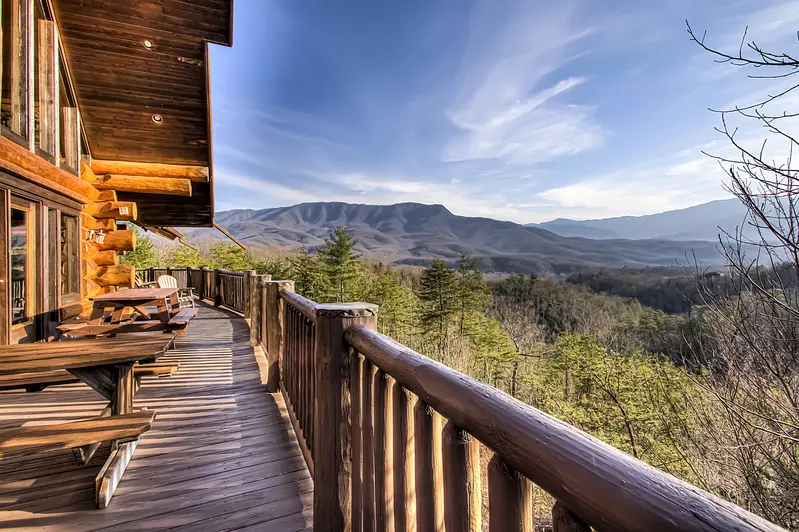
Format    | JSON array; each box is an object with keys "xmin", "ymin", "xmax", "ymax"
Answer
[
  {"xmin": 244, "ymin": 269, "xmax": 255, "ymax": 319},
  {"xmin": 488, "ymin": 456, "xmax": 533, "ymax": 532},
  {"xmin": 314, "ymin": 302, "xmax": 378, "ymax": 532},
  {"xmin": 264, "ymin": 280, "xmax": 293, "ymax": 393},
  {"xmin": 213, "ymin": 269, "xmax": 222, "ymax": 307},
  {"xmin": 249, "ymin": 274, "xmax": 261, "ymax": 346},
  {"xmin": 198, "ymin": 267, "xmax": 206, "ymax": 300}
]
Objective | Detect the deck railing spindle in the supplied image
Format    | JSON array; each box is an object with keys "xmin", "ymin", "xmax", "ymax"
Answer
[
  {"xmin": 488, "ymin": 456, "xmax": 533, "ymax": 532},
  {"xmin": 442, "ymin": 422, "xmax": 481, "ymax": 532}
]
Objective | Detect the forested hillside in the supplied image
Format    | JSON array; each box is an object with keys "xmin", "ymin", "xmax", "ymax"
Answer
[{"xmin": 127, "ymin": 225, "xmax": 797, "ymax": 528}]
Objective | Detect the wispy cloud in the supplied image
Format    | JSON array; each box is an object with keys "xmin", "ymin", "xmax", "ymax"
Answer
[
  {"xmin": 442, "ymin": 2, "xmax": 602, "ymax": 165},
  {"xmin": 535, "ymin": 155, "xmax": 731, "ymax": 220}
]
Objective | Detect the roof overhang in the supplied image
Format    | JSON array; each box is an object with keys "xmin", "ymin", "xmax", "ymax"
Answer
[{"xmin": 51, "ymin": 0, "xmax": 234, "ymax": 227}]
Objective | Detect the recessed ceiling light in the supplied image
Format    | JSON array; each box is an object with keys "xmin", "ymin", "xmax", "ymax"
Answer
[
  {"xmin": 142, "ymin": 39, "xmax": 154, "ymax": 49},
  {"xmin": 152, "ymin": 114, "xmax": 163, "ymax": 124}
]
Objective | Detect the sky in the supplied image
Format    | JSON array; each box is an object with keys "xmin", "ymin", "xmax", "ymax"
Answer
[{"xmin": 208, "ymin": 0, "xmax": 799, "ymax": 223}]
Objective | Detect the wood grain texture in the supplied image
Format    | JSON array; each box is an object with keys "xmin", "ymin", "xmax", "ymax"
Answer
[
  {"xmin": 313, "ymin": 303, "xmax": 377, "ymax": 531},
  {"xmin": 91, "ymin": 201, "xmax": 138, "ymax": 221},
  {"xmin": 374, "ymin": 371, "xmax": 394, "ymax": 532},
  {"xmin": 50, "ymin": 1, "xmax": 233, "ymax": 227},
  {"xmin": 0, "ymin": 411, "xmax": 154, "ymax": 454},
  {"xmin": 94, "ymin": 175, "xmax": 193, "ymax": 196},
  {"xmin": 96, "ymin": 439, "xmax": 137, "ymax": 509},
  {"xmin": 414, "ymin": 402, "xmax": 444, "ymax": 532},
  {"xmin": 352, "ymin": 354, "xmax": 364, "ymax": 532},
  {"xmin": 0, "ymin": 135, "xmax": 96, "ymax": 202},
  {"xmin": 91, "ymin": 264, "xmax": 135, "ymax": 287},
  {"xmin": 442, "ymin": 422, "xmax": 481, "ymax": 532},
  {"xmin": 552, "ymin": 502, "xmax": 590, "ymax": 532},
  {"xmin": 81, "ymin": 161, "xmax": 99, "ymax": 183},
  {"xmin": 363, "ymin": 360, "xmax": 376, "ymax": 532},
  {"xmin": 393, "ymin": 385, "xmax": 417, "ymax": 532},
  {"xmin": 0, "ymin": 304, "xmax": 312, "ymax": 530},
  {"xmin": 488, "ymin": 456, "xmax": 533, "ymax": 532},
  {"xmin": 345, "ymin": 326, "xmax": 784, "ymax": 532},
  {"xmin": 91, "ymin": 160, "xmax": 209, "ymax": 181},
  {"xmin": 94, "ymin": 230, "xmax": 136, "ymax": 252}
]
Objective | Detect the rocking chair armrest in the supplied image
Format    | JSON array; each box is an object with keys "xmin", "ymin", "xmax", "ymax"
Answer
[{"xmin": 178, "ymin": 287, "xmax": 195, "ymax": 297}]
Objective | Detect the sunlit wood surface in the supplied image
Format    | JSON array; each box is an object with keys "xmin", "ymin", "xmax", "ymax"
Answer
[{"xmin": 0, "ymin": 304, "xmax": 312, "ymax": 531}]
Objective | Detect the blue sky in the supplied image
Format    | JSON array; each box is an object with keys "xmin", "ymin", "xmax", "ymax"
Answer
[{"xmin": 208, "ymin": 0, "xmax": 799, "ymax": 223}]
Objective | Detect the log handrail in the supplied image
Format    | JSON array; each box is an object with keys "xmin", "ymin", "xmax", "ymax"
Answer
[
  {"xmin": 279, "ymin": 290, "xmax": 318, "ymax": 323},
  {"xmin": 217, "ymin": 269, "xmax": 245, "ymax": 276},
  {"xmin": 344, "ymin": 324, "xmax": 783, "ymax": 532}
]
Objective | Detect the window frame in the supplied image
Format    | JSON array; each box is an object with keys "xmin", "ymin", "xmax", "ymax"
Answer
[
  {"xmin": 9, "ymin": 195, "xmax": 36, "ymax": 328},
  {"xmin": 0, "ymin": 0, "xmax": 33, "ymax": 146},
  {"xmin": 33, "ymin": 0, "xmax": 57, "ymax": 163},
  {"xmin": 57, "ymin": 210, "xmax": 79, "ymax": 303}
]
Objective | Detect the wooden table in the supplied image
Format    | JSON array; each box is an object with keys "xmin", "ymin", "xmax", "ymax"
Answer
[
  {"xmin": 92, "ymin": 288, "xmax": 180, "ymax": 324},
  {"xmin": 0, "ymin": 336, "xmax": 175, "ymax": 507},
  {"xmin": 0, "ymin": 336, "xmax": 175, "ymax": 415}
]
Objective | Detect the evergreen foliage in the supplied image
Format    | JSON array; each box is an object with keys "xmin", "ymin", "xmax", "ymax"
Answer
[
  {"xmin": 320, "ymin": 226, "xmax": 361, "ymax": 302},
  {"xmin": 120, "ymin": 227, "xmax": 156, "ymax": 268},
  {"xmin": 418, "ymin": 259, "xmax": 459, "ymax": 359}
]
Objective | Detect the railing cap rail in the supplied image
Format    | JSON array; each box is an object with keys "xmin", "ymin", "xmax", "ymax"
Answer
[
  {"xmin": 344, "ymin": 324, "xmax": 785, "ymax": 532},
  {"xmin": 217, "ymin": 269, "xmax": 245, "ymax": 276},
  {"xmin": 316, "ymin": 302, "xmax": 378, "ymax": 319},
  {"xmin": 279, "ymin": 289, "xmax": 317, "ymax": 322}
]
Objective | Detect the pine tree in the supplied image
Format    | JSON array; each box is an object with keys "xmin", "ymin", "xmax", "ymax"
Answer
[
  {"xmin": 321, "ymin": 226, "xmax": 360, "ymax": 302},
  {"xmin": 455, "ymin": 253, "xmax": 491, "ymax": 340},
  {"xmin": 290, "ymin": 248, "xmax": 331, "ymax": 301},
  {"xmin": 419, "ymin": 259, "xmax": 458, "ymax": 360},
  {"xmin": 121, "ymin": 227, "xmax": 156, "ymax": 268},
  {"xmin": 362, "ymin": 263, "xmax": 418, "ymax": 342}
]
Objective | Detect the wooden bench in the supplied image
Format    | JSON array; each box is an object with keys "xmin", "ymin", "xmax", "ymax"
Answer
[
  {"xmin": 0, "ymin": 370, "xmax": 80, "ymax": 392},
  {"xmin": 0, "ymin": 362, "xmax": 180, "ymax": 393},
  {"xmin": 0, "ymin": 410, "xmax": 156, "ymax": 508},
  {"xmin": 167, "ymin": 307, "xmax": 199, "ymax": 335},
  {"xmin": 0, "ymin": 410, "xmax": 155, "ymax": 455}
]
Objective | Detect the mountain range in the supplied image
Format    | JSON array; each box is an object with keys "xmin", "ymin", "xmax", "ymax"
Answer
[
  {"xmin": 184, "ymin": 201, "xmax": 728, "ymax": 274},
  {"xmin": 529, "ymin": 198, "xmax": 747, "ymax": 241}
]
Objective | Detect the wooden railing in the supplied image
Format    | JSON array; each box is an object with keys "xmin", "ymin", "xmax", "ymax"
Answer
[
  {"xmin": 139, "ymin": 268, "xmax": 786, "ymax": 531},
  {"xmin": 136, "ymin": 267, "xmax": 258, "ymax": 315}
]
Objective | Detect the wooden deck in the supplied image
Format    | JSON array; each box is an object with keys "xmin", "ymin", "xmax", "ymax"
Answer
[{"xmin": 0, "ymin": 304, "xmax": 312, "ymax": 531}]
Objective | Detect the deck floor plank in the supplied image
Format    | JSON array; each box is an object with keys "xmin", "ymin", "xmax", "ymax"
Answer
[{"xmin": 0, "ymin": 304, "xmax": 312, "ymax": 531}]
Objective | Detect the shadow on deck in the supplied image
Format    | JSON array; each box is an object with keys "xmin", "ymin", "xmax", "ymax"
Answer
[{"xmin": 0, "ymin": 303, "xmax": 312, "ymax": 531}]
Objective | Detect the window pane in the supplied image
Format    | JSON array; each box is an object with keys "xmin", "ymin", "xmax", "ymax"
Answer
[
  {"xmin": 1, "ymin": 0, "xmax": 29, "ymax": 137},
  {"xmin": 11, "ymin": 207, "xmax": 29, "ymax": 324},
  {"xmin": 60, "ymin": 213, "xmax": 78, "ymax": 295},
  {"xmin": 34, "ymin": 1, "xmax": 55, "ymax": 155},
  {"xmin": 58, "ymin": 58, "xmax": 79, "ymax": 170}
]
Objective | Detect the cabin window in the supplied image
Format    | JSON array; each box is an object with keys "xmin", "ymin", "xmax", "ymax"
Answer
[
  {"xmin": 58, "ymin": 58, "xmax": 79, "ymax": 173},
  {"xmin": 33, "ymin": 0, "xmax": 56, "ymax": 159},
  {"xmin": 1, "ymin": 0, "xmax": 30, "ymax": 142},
  {"xmin": 59, "ymin": 212, "xmax": 79, "ymax": 298},
  {"xmin": 10, "ymin": 198, "xmax": 35, "ymax": 325}
]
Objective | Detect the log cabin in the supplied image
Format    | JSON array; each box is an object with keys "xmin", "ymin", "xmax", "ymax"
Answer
[{"xmin": 0, "ymin": 0, "xmax": 231, "ymax": 344}]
